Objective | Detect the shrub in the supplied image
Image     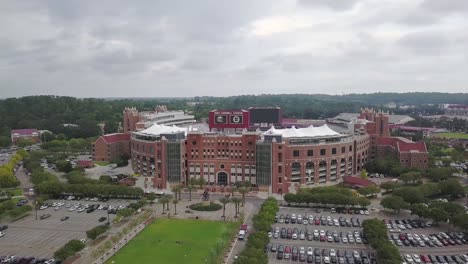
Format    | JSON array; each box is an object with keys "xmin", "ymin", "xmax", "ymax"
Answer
[
  {"xmin": 86, "ymin": 224, "xmax": 110, "ymax": 240},
  {"xmin": 54, "ymin": 239, "xmax": 86, "ymax": 261},
  {"xmin": 189, "ymin": 202, "xmax": 222, "ymax": 211}
]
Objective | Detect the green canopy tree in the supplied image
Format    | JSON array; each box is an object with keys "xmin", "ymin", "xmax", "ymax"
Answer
[{"xmin": 380, "ymin": 195, "xmax": 408, "ymax": 213}]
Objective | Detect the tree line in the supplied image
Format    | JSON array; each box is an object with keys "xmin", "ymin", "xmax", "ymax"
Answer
[
  {"xmin": 0, "ymin": 149, "xmax": 28, "ymax": 188},
  {"xmin": 362, "ymin": 219, "xmax": 402, "ymax": 264},
  {"xmin": 284, "ymin": 186, "xmax": 371, "ymax": 208},
  {"xmin": 235, "ymin": 197, "xmax": 279, "ymax": 264}
]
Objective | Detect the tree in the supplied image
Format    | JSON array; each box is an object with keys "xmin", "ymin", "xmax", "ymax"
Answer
[
  {"xmin": 16, "ymin": 139, "xmax": 34, "ymax": 147},
  {"xmin": 428, "ymin": 207, "xmax": 446, "ymax": 225},
  {"xmin": 357, "ymin": 185, "xmax": 380, "ymax": 197},
  {"xmin": 452, "ymin": 213, "xmax": 468, "ymax": 231},
  {"xmin": 117, "ymin": 208, "xmax": 135, "ymax": 218},
  {"xmin": 439, "ymin": 179, "xmax": 464, "ymax": 197},
  {"xmin": 380, "ymin": 181, "xmax": 400, "ymax": 192},
  {"xmin": 196, "ymin": 177, "xmax": 206, "ymax": 189},
  {"xmin": 171, "ymin": 185, "xmax": 182, "ymax": 201},
  {"xmin": 399, "ymin": 171, "xmax": 421, "ymax": 185},
  {"xmin": 238, "ymin": 187, "xmax": 249, "ymax": 206},
  {"xmin": 172, "ymin": 198, "xmax": 179, "ymax": 215},
  {"xmin": 410, "ymin": 203, "xmax": 430, "ymax": 218},
  {"xmin": 360, "ymin": 169, "xmax": 368, "ymax": 180},
  {"xmin": 146, "ymin": 193, "xmax": 157, "ymax": 205},
  {"xmin": 158, "ymin": 196, "xmax": 169, "ymax": 214},
  {"xmin": 380, "ymin": 195, "xmax": 408, "ymax": 213},
  {"xmin": 56, "ymin": 160, "xmax": 73, "ymax": 173},
  {"xmin": 232, "ymin": 197, "xmax": 242, "ymax": 218},
  {"xmin": 219, "ymin": 197, "xmax": 231, "ymax": 221},
  {"xmin": 393, "ymin": 187, "xmax": 424, "ymax": 204},
  {"xmin": 186, "ymin": 185, "xmax": 194, "ymax": 201}
]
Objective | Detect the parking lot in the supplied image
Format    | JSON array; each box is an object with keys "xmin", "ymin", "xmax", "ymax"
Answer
[
  {"xmin": 0, "ymin": 199, "xmax": 132, "ymax": 259},
  {"xmin": 267, "ymin": 206, "xmax": 468, "ymax": 263}
]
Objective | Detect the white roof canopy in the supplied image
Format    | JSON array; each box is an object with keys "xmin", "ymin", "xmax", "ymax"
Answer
[
  {"xmin": 137, "ymin": 123, "xmax": 187, "ymax": 136},
  {"xmin": 263, "ymin": 124, "xmax": 340, "ymax": 138}
]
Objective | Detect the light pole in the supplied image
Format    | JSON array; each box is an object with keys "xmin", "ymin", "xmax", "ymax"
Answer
[
  {"xmin": 34, "ymin": 198, "xmax": 38, "ymax": 220},
  {"xmin": 107, "ymin": 199, "xmax": 110, "ymax": 225}
]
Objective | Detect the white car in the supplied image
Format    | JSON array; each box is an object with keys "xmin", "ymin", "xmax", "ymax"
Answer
[
  {"xmin": 267, "ymin": 232, "xmax": 272, "ymax": 238},
  {"xmin": 302, "ymin": 219, "xmax": 308, "ymax": 225},
  {"xmin": 39, "ymin": 205, "xmax": 48, "ymax": 210},
  {"xmin": 341, "ymin": 236, "xmax": 348, "ymax": 243},
  {"xmin": 330, "ymin": 249, "xmax": 336, "ymax": 257},
  {"xmin": 412, "ymin": 254, "xmax": 421, "ymax": 263},
  {"xmin": 404, "ymin": 254, "xmax": 414, "ymax": 263},
  {"xmin": 364, "ymin": 210, "xmax": 369, "ymax": 215},
  {"xmin": 297, "ymin": 215, "xmax": 303, "ymax": 221},
  {"xmin": 307, "ymin": 247, "xmax": 313, "ymax": 256},
  {"xmin": 300, "ymin": 247, "xmax": 305, "ymax": 255},
  {"xmin": 0, "ymin": 232, "xmax": 5, "ymax": 238}
]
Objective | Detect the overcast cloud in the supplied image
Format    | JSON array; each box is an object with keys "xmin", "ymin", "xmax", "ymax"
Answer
[{"xmin": 0, "ymin": 0, "xmax": 467, "ymax": 98}]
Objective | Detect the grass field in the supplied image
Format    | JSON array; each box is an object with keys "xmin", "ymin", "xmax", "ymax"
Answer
[
  {"xmin": 106, "ymin": 219, "xmax": 237, "ymax": 264},
  {"xmin": 432, "ymin": 132, "xmax": 468, "ymax": 139},
  {"xmin": 0, "ymin": 188, "xmax": 23, "ymax": 197},
  {"xmin": 94, "ymin": 161, "xmax": 110, "ymax": 166}
]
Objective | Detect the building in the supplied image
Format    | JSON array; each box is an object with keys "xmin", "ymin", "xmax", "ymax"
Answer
[
  {"xmin": 129, "ymin": 120, "xmax": 369, "ymax": 194},
  {"xmin": 123, "ymin": 105, "xmax": 195, "ymax": 133},
  {"xmin": 76, "ymin": 160, "xmax": 95, "ymax": 169},
  {"xmin": 94, "ymin": 106, "xmax": 427, "ymax": 194},
  {"xmin": 11, "ymin": 129, "xmax": 40, "ymax": 144},
  {"xmin": 92, "ymin": 133, "xmax": 131, "ymax": 162},
  {"xmin": 389, "ymin": 125, "xmax": 439, "ymax": 139},
  {"xmin": 376, "ymin": 137, "xmax": 428, "ymax": 169},
  {"xmin": 342, "ymin": 176, "xmax": 375, "ymax": 188},
  {"xmin": 358, "ymin": 108, "xmax": 429, "ymax": 169},
  {"xmin": 445, "ymin": 104, "xmax": 468, "ymax": 117}
]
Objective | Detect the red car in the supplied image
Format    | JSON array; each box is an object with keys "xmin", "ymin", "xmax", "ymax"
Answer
[
  {"xmin": 447, "ymin": 239, "xmax": 456, "ymax": 245},
  {"xmin": 320, "ymin": 235, "xmax": 326, "ymax": 242},
  {"xmin": 399, "ymin": 234, "xmax": 407, "ymax": 241},
  {"xmin": 441, "ymin": 239, "xmax": 449, "ymax": 246},
  {"xmin": 420, "ymin": 255, "xmax": 430, "ymax": 263},
  {"xmin": 315, "ymin": 219, "xmax": 320, "ymax": 225}
]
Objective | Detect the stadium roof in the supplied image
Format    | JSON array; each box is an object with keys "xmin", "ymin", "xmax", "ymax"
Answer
[
  {"xmin": 263, "ymin": 124, "xmax": 340, "ymax": 138},
  {"xmin": 137, "ymin": 123, "xmax": 187, "ymax": 136}
]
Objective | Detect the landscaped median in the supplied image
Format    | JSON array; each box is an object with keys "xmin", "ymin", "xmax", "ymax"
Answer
[
  {"xmin": 105, "ymin": 218, "xmax": 239, "ymax": 264},
  {"xmin": 363, "ymin": 219, "xmax": 402, "ymax": 264},
  {"xmin": 234, "ymin": 197, "xmax": 279, "ymax": 264}
]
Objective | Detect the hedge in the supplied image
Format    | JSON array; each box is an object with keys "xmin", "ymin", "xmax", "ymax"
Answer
[{"xmin": 189, "ymin": 202, "xmax": 222, "ymax": 211}]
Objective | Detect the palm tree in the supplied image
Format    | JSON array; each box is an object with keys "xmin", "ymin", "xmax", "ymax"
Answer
[
  {"xmin": 197, "ymin": 177, "xmax": 206, "ymax": 189},
  {"xmin": 230, "ymin": 185, "xmax": 237, "ymax": 198},
  {"xmin": 187, "ymin": 185, "xmax": 194, "ymax": 201},
  {"xmin": 219, "ymin": 197, "xmax": 231, "ymax": 221},
  {"xmin": 172, "ymin": 198, "xmax": 179, "ymax": 215},
  {"xmin": 159, "ymin": 196, "xmax": 169, "ymax": 214},
  {"xmin": 164, "ymin": 194, "xmax": 173, "ymax": 211},
  {"xmin": 171, "ymin": 185, "xmax": 181, "ymax": 201},
  {"xmin": 238, "ymin": 187, "xmax": 249, "ymax": 206},
  {"xmin": 231, "ymin": 197, "xmax": 242, "ymax": 218}
]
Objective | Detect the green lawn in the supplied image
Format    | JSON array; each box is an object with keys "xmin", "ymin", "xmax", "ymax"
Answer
[
  {"xmin": 94, "ymin": 161, "xmax": 109, "ymax": 166},
  {"xmin": 433, "ymin": 132, "xmax": 468, "ymax": 139},
  {"xmin": 106, "ymin": 219, "xmax": 236, "ymax": 264},
  {"xmin": 0, "ymin": 188, "xmax": 23, "ymax": 197}
]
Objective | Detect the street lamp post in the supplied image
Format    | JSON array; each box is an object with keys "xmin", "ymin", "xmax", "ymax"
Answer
[
  {"xmin": 107, "ymin": 199, "xmax": 110, "ymax": 225},
  {"xmin": 34, "ymin": 199, "xmax": 38, "ymax": 220}
]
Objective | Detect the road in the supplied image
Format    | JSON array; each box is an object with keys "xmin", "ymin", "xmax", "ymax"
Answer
[{"xmin": 15, "ymin": 165, "xmax": 34, "ymax": 190}]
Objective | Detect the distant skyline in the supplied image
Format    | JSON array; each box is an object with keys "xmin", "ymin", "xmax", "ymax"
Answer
[{"xmin": 1, "ymin": 0, "xmax": 468, "ymax": 98}]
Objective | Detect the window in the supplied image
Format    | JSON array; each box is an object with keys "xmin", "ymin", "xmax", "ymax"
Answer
[
  {"xmin": 320, "ymin": 149, "xmax": 326, "ymax": 156},
  {"xmin": 341, "ymin": 147, "xmax": 345, "ymax": 153},
  {"xmin": 307, "ymin": 150, "xmax": 313, "ymax": 156},
  {"xmin": 293, "ymin": 150, "xmax": 300, "ymax": 157},
  {"xmin": 278, "ymin": 177, "xmax": 282, "ymax": 183},
  {"xmin": 332, "ymin": 148, "xmax": 336, "ymax": 155},
  {"xmin": 278, "ymin": 153, "xmax": 283, "ymax": 162},
  {"xmin": 278, "ymin": 166, "xmax": 282, "ymax": 173},
  {"xmin": 349, "ymin": 146, "xmax": 352, "ymax": 151}
]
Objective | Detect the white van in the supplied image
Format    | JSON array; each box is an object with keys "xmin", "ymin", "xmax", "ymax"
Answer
[{"xmin": 238, "ymin": 230, "xmax": 246, "ymax": 240}]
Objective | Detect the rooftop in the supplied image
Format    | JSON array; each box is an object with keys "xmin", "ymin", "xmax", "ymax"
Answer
[
  {"xmin": 136, "ymin": 123, "xmax": 188, "ymax": 136},
  {"xmin": 11, "ymin": 128, "xmax": 38, "ymax": 135},
  {"xmin": 263, "ymin": 124, "xmax": 341, "ymax": 138},
  {"xmin": 101, "ymin": 133, "xmax": 131, "ymax": 144}
]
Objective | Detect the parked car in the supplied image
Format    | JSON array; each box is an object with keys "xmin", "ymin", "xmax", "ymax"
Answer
[
  {"xmin": 39, "ymin": 214, "xmax": 51, "ymax": 220},
  {"xmin": 98, "ymin": 217, "xmax": 107, "ymax": 222},
  {"xmin": 60, "ymin": 216, "xmax": 70, "ymax": 221}
]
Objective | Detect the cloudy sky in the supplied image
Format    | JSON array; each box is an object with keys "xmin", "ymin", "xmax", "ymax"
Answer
[{"xmin": 1, "ymin": 0, "xmax": 467, "ymax": 98}]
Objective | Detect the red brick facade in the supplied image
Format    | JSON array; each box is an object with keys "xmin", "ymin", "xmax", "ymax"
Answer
[{"xmin": 92, "ymin": 133, "xmax": 131, "ymax": 162}]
